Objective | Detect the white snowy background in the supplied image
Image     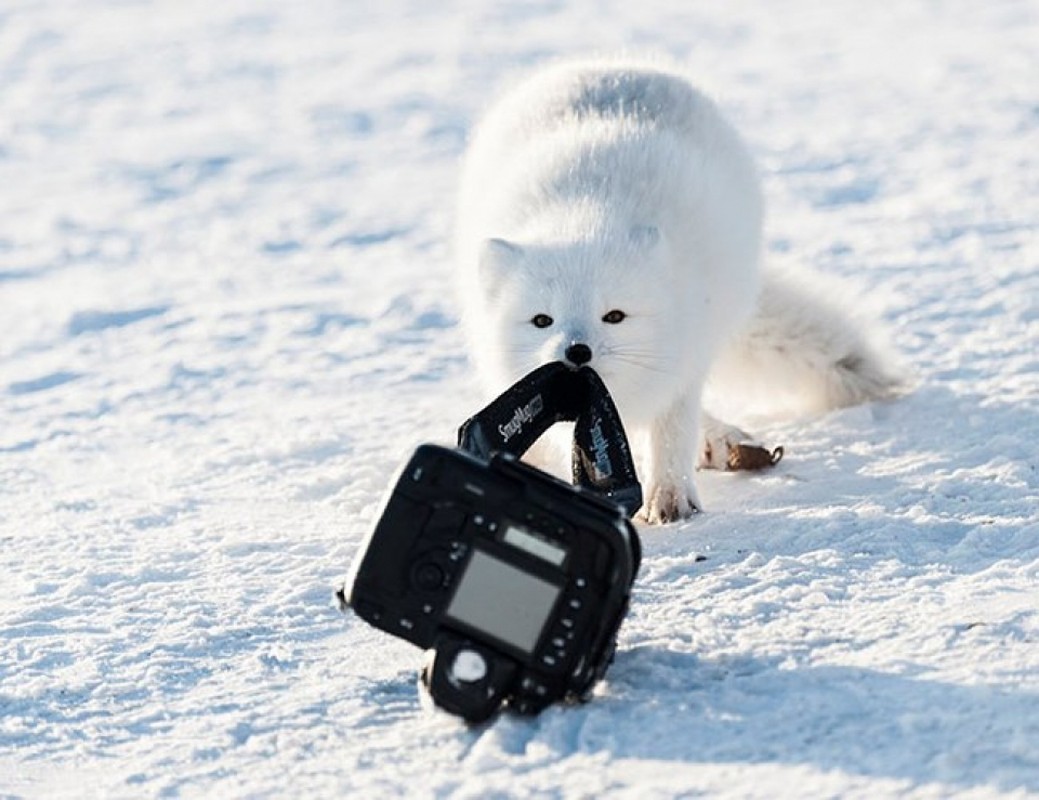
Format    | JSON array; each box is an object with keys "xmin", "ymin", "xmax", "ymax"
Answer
[{"xmin": 2, "ymin": 0, "xmax": 1037, "ymax": 796}]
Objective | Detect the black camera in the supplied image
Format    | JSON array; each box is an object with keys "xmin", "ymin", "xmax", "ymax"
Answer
[{"xmin": 339, "ymin": 363, "xmax": 642, "ymax": 723}]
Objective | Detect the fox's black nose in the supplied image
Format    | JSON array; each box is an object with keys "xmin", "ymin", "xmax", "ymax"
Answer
[{"xmin": 565, "ymin": 342, "xmax": 592, "ymax": 365}]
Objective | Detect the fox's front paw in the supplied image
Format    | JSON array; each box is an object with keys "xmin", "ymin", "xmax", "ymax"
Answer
[{"xmin": 639, "ymin": 480, "xmax": 701, "ymax": 525}]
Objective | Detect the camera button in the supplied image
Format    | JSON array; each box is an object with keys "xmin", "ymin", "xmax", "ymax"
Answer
[{"xmin": 448, "ymin": 546, "xmax": 466, "ymax": 563}]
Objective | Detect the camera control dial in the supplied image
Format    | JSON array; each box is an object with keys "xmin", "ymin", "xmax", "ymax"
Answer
[{"xmin": 412, "ymin": 562, "xmax": 446, "ymax": 591}]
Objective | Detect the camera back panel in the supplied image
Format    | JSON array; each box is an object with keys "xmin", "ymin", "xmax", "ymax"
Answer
[{"xmin": 347, "ymin": 444, "xmax": 635, "ymax": 704}]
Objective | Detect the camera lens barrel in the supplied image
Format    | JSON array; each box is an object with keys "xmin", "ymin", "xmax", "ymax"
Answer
[{"xmin": 422, "ymin": 633, "xmax": 518, "ymax": 723}]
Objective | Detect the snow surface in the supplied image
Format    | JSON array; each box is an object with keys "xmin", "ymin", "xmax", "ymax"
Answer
[{"xmin": 2, "ymin": 0, "xmax": 1038, "ymax": 797}]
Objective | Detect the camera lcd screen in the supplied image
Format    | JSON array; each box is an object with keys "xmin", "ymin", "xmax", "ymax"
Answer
[
  {"xmin": 445, "ymin": 548, "xmax": 562, "ymax": 654},
  {"xmin": 502, "ymin": 524, "xmax": 568, "ymax": 566}
]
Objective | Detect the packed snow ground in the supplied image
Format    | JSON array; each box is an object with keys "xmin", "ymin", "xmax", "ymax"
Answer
[{"xmin": 2, "ymin": 0, "xmax": 1037, "ymax": 797}]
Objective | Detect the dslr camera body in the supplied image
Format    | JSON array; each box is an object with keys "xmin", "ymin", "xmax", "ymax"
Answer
[{"xmin": 340, "ymin": 363, "xmax": 642, "ymax": 723}]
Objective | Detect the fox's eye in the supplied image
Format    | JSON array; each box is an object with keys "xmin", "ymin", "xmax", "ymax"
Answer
[
  {"xmin": 602, "ymin": 309, "xmax": 627, "ymax": 324},
  {"xmin": 531, "ymin": 313, "xmax": 554, "ymax": 329}
]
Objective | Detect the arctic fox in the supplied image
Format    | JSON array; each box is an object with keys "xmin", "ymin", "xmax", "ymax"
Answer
[{"xmin": 454, "ymin": 58, "xmax": 906, "ymax": 523}]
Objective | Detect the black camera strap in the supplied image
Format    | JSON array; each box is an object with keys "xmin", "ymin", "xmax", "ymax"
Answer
[{"xmin": 457, "ymin": 362, "xmax": 643, "ymax": 518}]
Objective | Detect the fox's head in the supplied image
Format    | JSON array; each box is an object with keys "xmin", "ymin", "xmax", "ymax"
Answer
[{"xmin": 463, "ymin": 225, "xmax": 704, "ymax": 423}]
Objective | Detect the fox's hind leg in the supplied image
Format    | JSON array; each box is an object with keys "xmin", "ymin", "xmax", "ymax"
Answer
[{"xmin": 699, "ymin": 412, "xmax": 783, "ymax": 471}]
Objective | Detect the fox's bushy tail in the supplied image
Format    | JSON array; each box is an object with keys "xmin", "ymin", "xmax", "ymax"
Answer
[{"xmin": 708, "ymin": 267, "xmax": 911, "ymax": 416}]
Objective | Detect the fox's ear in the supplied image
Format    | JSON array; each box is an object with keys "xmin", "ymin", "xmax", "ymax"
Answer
[
  {"xmin": 479, "ymin": 237, "xmax": 524, "ymax": 283},
  {"xmin": 629, "ymin": 224, "xmax": 660, "ymax": 249}
]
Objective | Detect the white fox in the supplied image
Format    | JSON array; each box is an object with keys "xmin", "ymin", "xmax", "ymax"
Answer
[{"xmin": 454, "ymin": 58, "xmax": 906, "ymax": 523}]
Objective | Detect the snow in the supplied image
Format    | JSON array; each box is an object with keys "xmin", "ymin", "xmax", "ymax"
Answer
[{"xmin": 2, "ymin": 0, "xmax": 1037, "ymax": 796}]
